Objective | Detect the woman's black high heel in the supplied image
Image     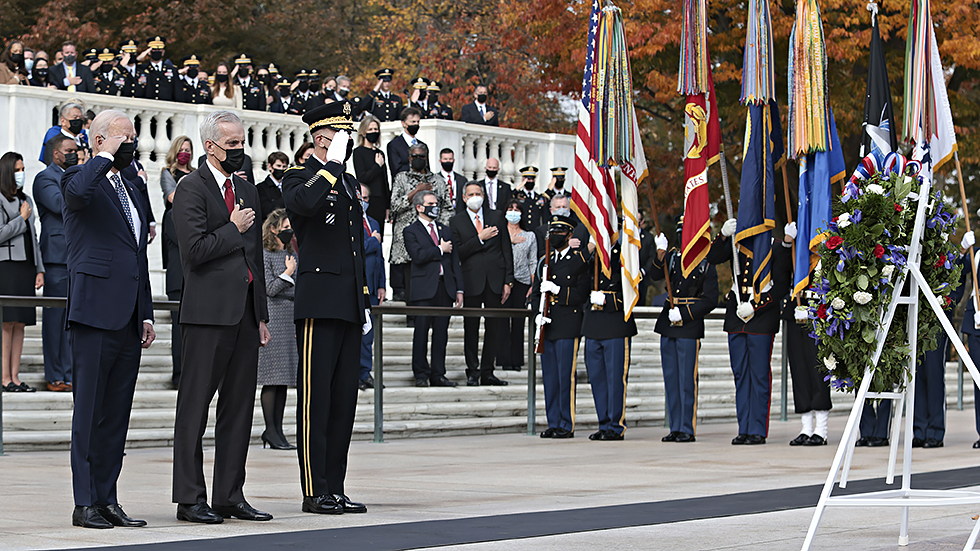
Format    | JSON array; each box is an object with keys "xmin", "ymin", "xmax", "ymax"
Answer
[{"xmin": 261, "ymin": 430, "xmax": 293, "ymax": 450}]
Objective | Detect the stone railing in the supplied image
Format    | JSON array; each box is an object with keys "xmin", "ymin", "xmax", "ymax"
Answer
[{"xmin": 0, "ymin": 84, "xmax": 575, "ymax": 292}]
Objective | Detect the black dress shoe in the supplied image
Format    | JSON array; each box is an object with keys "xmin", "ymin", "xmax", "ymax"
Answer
[
  {"xmin": 662, "ymin": 431, "xmax": 679, "ymax": 442},
  {"xmin": 745, "ymin": 435, "xmax": 766, "ymax": 445},
  {"xmin": 674, "ymin": 432, "xmax": 695, "ymax": 443},
  {"xmin": 302, "ymin": 495, "xmax": 343, "ymax": 515},
  {"xmin": 176, "ymin": 502, "xmax": 223, "ymax": 524},
  {"xmin": 415, "ymin": 378, "xmax": 429, "ymax": 387},
  {"xmin": 589, "ymin": 430, "xmax": 605, "ymax": 440},
  {"xmin": 868, "ymin": 437, "xmax": 889, "ymax": 447},
  {"xmin": 603, "ymin": 430, "xmax": 625, "ymax": 441},
  {"xmin": 481, "ymin": 374, "xmax": 508, "ymax": 386},
  {"xmin": 72, "ymin": 506, "xmax": 114, "ymax": 529},
  {"xmin": 804, "ymin": 434, "xmax": 827, "ymax": 446},
  {"xmin": 855, "ymin": 437, "xmax": 871, "ymax": 447},
  {"xmin": 358, "ymin": 378, "xmax": 374, "ymax": 390},
  {"xmin": 18, "ymin": 382, "xmax": 35, "ymax": 392},
  {"xmin": 732, "ymin": 434, "xmax": 749, "ymax": 445},
  {"xmin": 540, "ymin": 427, "xmax": 557, "ymax": 438},
  {"xmin": 911, "ymin": 437, "xmax": 924, "ymax": 448},
  {"xmin": 974, "ymin": 440, "xmax": 980, "ymax": 449},
  {"xmin": 466, "ymin": 376, "xmax": 480, "ymax": 386},
  {"xmin": 789, "ymin": 433, "xmax": 810, "ymax": 446},
  {"xmin": 97, "ymin": 504, "xmax": 146, "ymax": 527},
  {"xmin": 430, "ymin": 376, "xmax": 458, "ymax": 387},
  {"xmin": 552, "ymin": 428, "xmax": 574, "ymax": 439},
  {"xmin": 332, "ymin": 494, "xmax": 367, "ymax": 513},
  {"xmin": 922, "ymin": 438, "xmax": 943, "ymax": 449},
  {"xmin": 213, "ymin": 501, "xmax": 273, "ymax": 521}
]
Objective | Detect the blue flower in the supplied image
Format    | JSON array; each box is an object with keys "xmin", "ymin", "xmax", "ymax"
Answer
[{"xmin": 852, "ymin": 209, "xmax": 862, "ymax": 223}]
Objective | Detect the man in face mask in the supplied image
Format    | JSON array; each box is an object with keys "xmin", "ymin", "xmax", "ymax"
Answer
[
  {"xmin": 535, "ymin": 194, "xmax": 585, "ymax": 259},
  {"xmin": 49, "ymin": 41, "xmax": 95, "ymax": 93},
  {"xmin": 138, "ymin": 37, "xmax": 181, "ymax": 101},
  {"xmin": 460, "ymin": 84, "xmax": 499, "ymax": 126},
  {"xmin": 437, "ymin": 148, "xmax": 465, "ymax": 212},
  {"xmin": 546, "ymin": 167, "xmax": 569, "ymax": 200},
  {"xmin": 425, "ymin": 81, "xmax": 453, "ymax": 120},
  {"xmin": 178, "ymin": 55, "xmax": 210, "ymax": 104},
  {"xmin": 234, "ymin": 54, "xmax": 266, "ymax": 111},
  {"xmin": 115, "ymin": 41, "xmax": 143, "ymax": 98},
  {"xmin": 94, "ymin": 48, "xmax": 121, "ymax": 96},
  {"xmin": 281, "ymin": 101, "xmax": 373, "ymax": 515},
  {"xmin": 271, "ymin": 79, "xmax": 296, "ymax": 114},
  {"xmin": 40, "ymin": 102, "xmax": 84, "ymax": 165},
  {"xmin": 468, "ymin": 157, "xmax": 508, "ymax": 212},
  {"xmin": 257, "ymin": 151, "xmax": 289, "ymax": 221},
  {"xmin": 514, "ymin": 165, "xmax": 547, "ymax": 231},
  {"xmin": 386, "ymin": 106, "xmax": 426, "ymax": 179},
  {"xmin": 368, "ymin": 68, "xmax": 402, "ymax": 122}
]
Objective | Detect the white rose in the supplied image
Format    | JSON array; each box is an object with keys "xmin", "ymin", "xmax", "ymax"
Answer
[
  {"xmin": 823, "ymin": 354, "xmax": 838, "ymax": 371},
  {"xmin": 882, "ymin": 264, "xmax": 895, "ymax": 278},
  {"xmin": 866, "ymin": 183, "xmax": 885, "ymax": 195},
  {"xmin": 839, "ymin": 219, "xmax": 851, "ymax": 229},
  {"xmin": 907, "ymin": 191, "xmax": 919, "ymax": 202},
  {"xmin": 831, "ymin": 297, "xmax": 845, "ymax": 310},
  {"xmin": 853, "ymin": 291, "xmax": 873, "ymax": 305}
]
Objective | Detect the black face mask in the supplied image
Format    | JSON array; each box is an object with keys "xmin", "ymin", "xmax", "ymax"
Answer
[
  {"xmin": 259, "ymin": 74, "xmax": 270, "ymax": 85},
  {"xmin": 298, "ymin": 80, "xmax": 309, "ymax": 92},
  {"xmin": 68, "ymin": 119, "xmax": 83, "ymax": 135},
  {"xmin": 485, "ymin": 169, "xmax": 498, "ymax": 180},
  {"xmin": 550, "ymin": 233, "xmax": 568, "ymax": 248},
  {"xmin": 365, "ymin": 131, "xmax": 380, "ymax": 144},
  {"xmin": 61, "ymin": 151, "xmax": 79, "ymax": 167},
  {"xmin": 112, "ymin": 141, "xmax": 136, "ymax": 170},
  {"xmin": 216, "ymin": 73, "xmax": 228, "ymax": 83},
  {"xmin": 441, "ymin": 161, "xmax": 453, "ymax": 173},
  {"xmin": 187, "ymin": 67, "xmax": 199, "ymax": 79},
  {"xmin": 430, "ymin": 94, "xmax": 439, "ymax": 104},
  {"xmin": 406, "ymin": 123, "xmax": 420, "ymax": 136},
  {"xmin": 102, "ymin": 64, "xmax": 115, "ymax": 75},
  {"xmin": 337, "ymin": 88, "xmax": 349, "ymax": 98},
  {"xmin": 11, "ymin": 53, "xmax": 23, "ymax": 64},
  {"xmin": 239, "ymin": 67, "xmax": 250, "ymax": 78},
  {"xmin": 150, "ymin": 50, "xmax": 163, "ymax": 61},
  {"xmin": 272, "ymin": 168, "xmax": 285, "ymax": 180},
  {"xmin": 410, "ymin": 157, "xmax": 427, "ymax": 172},
  {"xmin": 36, "ymin": 69, "xmax": 48, "ymax": 79},
  {"xmin": 417, "ymin": 90, "xmax": 427, "ymax": 101},
  {"xmin": 524, "ymin": 180, "xmax": 535, "ymax": 190},
  {"xmin": 554, "ymin": 177, "xmax": 565, "ymax": 189},
  {"xmin": 215, "ymin": 144, "xmax": 245, "ymax": 173},
  {"xmin": 64, "ymin": 54, "xmax": 76, "ymax": 65},
  {"xmin": 277, "ymin": 229, "xmax": 294, "ymax": 246},
  {"xmin": 477, "ymin": 93, "xmax": 488, "ymax": 103},
  {"xmin": 421, "ymin": 204, "xmax": 439, "ymax": 219},
  {"xmin": 278, "ymin": 86, "xmax": 290, "ymax": 97}
]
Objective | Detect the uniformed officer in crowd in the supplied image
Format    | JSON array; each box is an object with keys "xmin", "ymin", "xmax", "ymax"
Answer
[
  {"xmin": 93, "ymin": 48, "xmax": 120, "ymax": 95},
  {"xmin": 367, "ymin": 68, "xmax": 402, "ymax": 122},
  {"xmin": 514, "ymin": 166, "xmax": 548, "ymax": 232},
  {"xmin": 707, "ymin": 218, "xmax": 791, "ymax": 445},
  {"xmin": 535, "ymin": 194, "xmax": 589, "ymax": 260},
  {"xmin": 302, "ymin": 69, "xmax": 327, "ymax": 111},
  {"xmin": 426, "ymin": 81, "xmax": 453, "ymax": 120},
  {"xmin": 532, "ymin": 214, "xmax": 590, "ymax": 439},
  {"xmin": 636, "ymin": 210, "xmax": 657, "ymax": 306},
  {"xmin": 138, "ymin": 36, "xmax": 181, "ymax": 101},
  {"xmin": 409, "ymin": 77, "xmax": 431, "ymax": 116},
  {"xmin": 179, "ymin": 55, "xmax": 210, "ymax": 104},
  {"xmin": 82, "ymin": 47, "xmax": 98, "ymax": 65},
  {"xmin": 582, "ymin": 238, "xmax": 637, "ymax": 440},
  {"xmin": 281, "ymin": 100, "xmax": 370, "ymax": 515},
  {"xmin": 233, "ymin": 54, "xmax": 265, "ymax": 111},
  {"xmin": 115, "ymin": 40, "xmax": 143, "ymax": 98},
  {"xmin": 651, "ymin": 217, "xmax": 718, "ymax": 442},
  {"xmin": 291, "ymin": 69, "xmax": 313, "ymax": 115},
  {"xmin": 270, "ymin": 79, "xmax": 294, "ymax": 114},
  {"xmin": 546, "ymin": 167, "xmax": 570, "ymax": 201}
]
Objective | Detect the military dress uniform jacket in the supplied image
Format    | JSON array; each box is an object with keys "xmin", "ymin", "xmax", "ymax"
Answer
[
  {"xmin": 705, "ymin": 236, "xmax": 791, "ymax": 335},
  {"xmin": 94, "ymin": 69, "xmax": 122, "ymax": 95},
  {"xmin": 113, "ymin": 65, "xmax": 143, "ymax": 97},
  {"xmin": 139, "ymin": 60, "xmax": 181, "ymax": 101},
  {"xmin": 238, "ymin": 78, "xmax": 266, "ymax": 111},
  {"xmin": 426, "ymin": 102, "xmax": 453, "ymax": 120},
  {"xmin": 367, "ymin": 92, "xmax": 402, "ymax": 122},
  {"xmin": 581, "ymin": 245, "xmax": 638, "ymax": 340},
  {"xmin": 181, "ymin": 79, "xmax": 211, "ymax": 104},
  {"xmin": 514, "ymin": 189, "xmax": 549, "ymax": 231},
  {"xmin": 531, "ymin": 248, "xmax": 590, "ymax": 341},
  {"xmin": 650, "ymin": 248, "xmax": 718, "ymax": 339},
  {"xmin": 282, "ymin": 154, "xmax": 371, "ymax": 325}
]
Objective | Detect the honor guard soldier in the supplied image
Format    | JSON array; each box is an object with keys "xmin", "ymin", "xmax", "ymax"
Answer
[
  {"xmin": 706, "ymin": 218, "xmax": 791, "ymax": 445},
  {"xmin": 780, "ymin": 223, "xmax": 833, "ymax": 447},
  {"xmin": 281, "ymin": 100, "xmax": 371, "ymax": 516},
  {"xmin": 651, "ymin": 218, "xmax": 718, "ymax": 442},
  {"xmin": 179, "ymin": 55, "xmax": 211, "ymax": 104},
  {"xmin": 514, "ymin": 166, "xmax": 548, "ymax": 231},
  {"xmin": 582, "ymin": 240, "xmax": 638, "ymax": 440},
  {"xmin": 367, "ymin": 68, "xmax": 402, "ymax": 122},
  {"xmin": 426, "ymin": 81, "xmax": 453, "ymax": 120},
  {"xmin": 532, "ymin": 215, "xmax": 590, "ymax": 439},
  {"xmin": 955, "ymin": 235, "xmax": 980, "ymax": 449},
  {"xmin": 94, "ymin": 48, "xmax": 121, "ymax": 95},
  {"xmin": 115, "ymin": 40, "xmax": 143, "ymax": 98},
  {"xmin": 140, "ymin": 36, "xmax": 181, "ymax": 101},
  {"xmin": 234, "ymin": 54, "xmax": 266, "ymax": 111}
]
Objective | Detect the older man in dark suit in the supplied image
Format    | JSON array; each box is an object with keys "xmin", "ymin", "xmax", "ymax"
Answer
[
  {"xmin": 61, "ymin": 110, "xmax": 155, "ymax": 529},
  {"xmin": 172, "ymin": 110, "xmax": 272, "ymax": 524},
  {"xmin": 450, "ymin": 182, "xmax": 514, "ymax": 386},
  {"xmin": 48, "ymin": 41, "xmax": 95, "ymax": 92},
  {"xmin": 459, "ymin": 84, "xmax": 499, "ymax": 126}
]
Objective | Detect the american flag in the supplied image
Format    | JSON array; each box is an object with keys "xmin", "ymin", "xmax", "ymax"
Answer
[{"xmin": 572, "ymin": 0, "xmax": 618, "ymax": 274}]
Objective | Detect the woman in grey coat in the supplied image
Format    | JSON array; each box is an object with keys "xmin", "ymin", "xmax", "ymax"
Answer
[
  {"xmin": 0, "ymin": 152, "xmax": 44, "ymax": 392},
  {"xmin": 257, "ymin": 208, "xmax": 298, "ymax": 449}
]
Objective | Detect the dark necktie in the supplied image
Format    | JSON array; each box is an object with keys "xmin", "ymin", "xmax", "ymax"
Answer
[
  {"xmin": 111, "ymin": 174, "xmax": 136, "ymax": 239},
  {"xmin": 429, "ymin": 222, "xmax": 443, "ymax": 274},
  {"xmin": 224, "ymin": 178, "xmax": 252, "ymax": 284}
]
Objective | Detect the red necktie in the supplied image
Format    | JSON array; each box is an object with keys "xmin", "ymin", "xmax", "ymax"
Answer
[
  {"xmin": 430, "ymin": 222, "xmax": 443, "ymax": 274},
  {"xmin": 363, "ymin": 214, "xmax": 372, "ymax": 236},
  {"xmin": 225, "ymin": 178, "xmax": 253, "ymax": 284}
]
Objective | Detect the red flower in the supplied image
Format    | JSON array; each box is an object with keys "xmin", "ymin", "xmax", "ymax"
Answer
[
  {"xmin": 873, "ymin": 244, "xmax": 885, "ymax": 259},
  {"xmin": 816, "ymin": 303, "xmax": 827, "ymax": 320},
  {"xmin": 945, "ymin": 296, "xmax": 953, "ymax": 307},
  {"xmin": 826, "ymin": 236, "xmax": 843, "ymax": 250},
  {"xmin": 895, "ymin": 203, "xmax": 903, "ymax": 212},
  {"xmin": 935, "ymin": 257, "xmax": 945, "ymax": 268}
]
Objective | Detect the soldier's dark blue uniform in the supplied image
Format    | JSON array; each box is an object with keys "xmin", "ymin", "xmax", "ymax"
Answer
[
  {"xmin": 532, "ymin": 216, "xmax": 590, "ymax": 438},
  {"xmin": 652, "ymin": 238, "xmax": 718, "ymax": 441},
  {"xmin": 179, "ymin": 55, "xmax": 211, "ymax": 105},
  {"xmin": 234, "ymin": 54, "xmax": 266, "ymax": 111},
  {"xmin": 514, "ymin": 166, "xmax": 548, "ymax": 232},
  {"xmin": 114, "ymin": 41, "xmax": 144, "ymax": 98},
  {"xmin": 582, "ymin": 242, "xmax": 637, "ymax": 440},
  {"xmin": 707, "ymin": 233, "xmax": 791, "ymax": 444},
  {"xmin": 956, "ymin": 252, "xmax": 980, "ymax": 449},
  {"xmin": 93, "ymin": 49, "xmax": 120, "ymax": 96},
  {"xmin": 139, "ymin": 37, "xmax": 181, "ymax": 102},
  {"xmin": 425, "ymin": 82, "xmax": 453, "ymax": 120},
  {"xmin": 367, "ymin": 69, "xmax": 402, "ymax": 122}
]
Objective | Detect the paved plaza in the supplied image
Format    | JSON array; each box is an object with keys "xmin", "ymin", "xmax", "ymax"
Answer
[{"xmin": 3, "ymin": 408, "xmax": 980, "ymax": 550}]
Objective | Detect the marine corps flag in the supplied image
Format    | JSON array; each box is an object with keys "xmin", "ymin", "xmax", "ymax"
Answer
[{"xmin": 680, "ymin": 72, "xmax": 721, "ymax": 277}]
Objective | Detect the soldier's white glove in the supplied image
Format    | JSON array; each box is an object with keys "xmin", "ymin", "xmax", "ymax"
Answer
[
  {"xmin": 655, "ymin": 232, "xmax": 668, "ymax": 251},
  {"xmin": 722, "ymin": 218, "xmax": 737, "ymax": 237},
  {"xmin": 974, "ymin": 310, "xmax": 980, "ymax": 330},
  {"xmin": 794, "ymin": 305, "xmax": 809, "ymax": 322},
  {"xmin": 535, "ymin": 314, "xmax": 552, "ymax": 326},
  {"xmin": 736, "ymin": 301, "xmax": 755, "ymax": 322},
  {"xmin": 668, "ymin": 307, "xmax": 682, "ymax": 323},
  {"xmin": 785, "ymin": 222, "xmax": 797, "ymax": 240},
  {"xmin": 962, "ymin": 230, "xmax": 976, "ymax": 250},
  {"xmin": 590, "ymin": 291, "xmax": 605, "ymax": 306},
  {"xmin": 326, "ymin": 130, "xmax": 351, "ymax": 163},
  {"xmin": 540, "ymin": 280, "xmax": 561, "ymax": 295},
  {"xmin": 362, "ymin": 309, "xmax": 372, "ymax": 335}
]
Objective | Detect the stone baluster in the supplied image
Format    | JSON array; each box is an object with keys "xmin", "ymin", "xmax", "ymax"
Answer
[
  {"xmin": 525, "ymin": 143, "xmax": 540, "ymax": 177},
  {"xmin": 153, "ymin": 112, "xmax": 171, "ymax": 163},
  {"xmin": 136, "ymin": 111, "xmax": 154, "ymax": 163},
  {"xmin": 473, "ymin": 136, "xmax": 488, "ymax": 180},
  {"xmin": 461, "ymin": 134, "xmax": 476, "ymax": 180},
  {"xmin": 251, "ymin": 122, "xmax": 268, "ymax": 168},
  {"xmin": 499, "ymin": 139, "xmax": 516, "ymax": 185}
]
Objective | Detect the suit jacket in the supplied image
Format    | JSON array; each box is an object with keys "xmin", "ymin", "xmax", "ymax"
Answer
[
  {"xmin": 387, "ymin": 134, "xmax": 425, "ymax": 181},
  {"xmin": 33, "ymin": 162, "xmax": 69, "ymax": 264},
  {"xmin": 61, "ymin": 155, "xmax": 153, "ymax": 331},
  {"xmin": 282, "ymin": 154, "xmax": 371, "ymax": 324},
  {"xmin": 460, "ymin": 102, "xmax": 499, "ymax": 126},
  {"xmin": 435, "ymin": 171, "xmax": 467, "ymax": 213},
  {"xmin": 121, "ymin": 160, "xmax": 155, "ymax": 225},
  {"xmin": 450, "ymin": 208, "xmax": 514, "ymax": 297},
  {"xmin": 0, "ymin": 194, "xmax": 44, "ymax": 270},
  {"xmin": 171, "ymin": 163, "xmax": 268, "ymax": 326},
  {"xmin": 48, "ymin": 62, "xmax": 95, "ymax": 93},
  {"xmin": 404, "ymin": 218, "xmax": 464, "ymax": 303},
  {"xmin": 256, "ymin": 175, "xmax": 284, "ymax": 221},
  {"xmin": 364, "ymin": 215, "xmax": 386, "ymax": 305},
  {"xmin": 352, "ymin": 145, "xmax": 390, "ymax": 213}
]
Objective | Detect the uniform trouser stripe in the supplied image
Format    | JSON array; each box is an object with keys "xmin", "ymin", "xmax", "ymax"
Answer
[
  {"xmin": 616, "ymin": 338, "xmax": 631, "ymax": 432},
  {"xmin": 300, "ymin": 319, "xmax": 313, "ymax": 496},
  {"xmin": 570, "ymin": 338, "xmax": 579, "ymax": 429},
  {"xmin": 692, "ymin": 339, "xmax": 700, "ymax": 434}
]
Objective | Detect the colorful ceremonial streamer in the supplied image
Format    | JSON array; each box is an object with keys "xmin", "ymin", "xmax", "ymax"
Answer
[
  {"xmin": 590, "ymin": 6, "xmax": 636, "ymax": 168},
  {"xmin": 740, "ymin": 0, "xmax": 776, "ymax": 104},
  {"xmin": 677, "ymin": 0, "xmax": 709, "ymax": 94},
  {"xmin": 788, "ymin": 0, "xmax": 830, "ymax": 156},
  {"xmin": 903, "ymin": 0, "xmax": 934, "ymax": 144}
]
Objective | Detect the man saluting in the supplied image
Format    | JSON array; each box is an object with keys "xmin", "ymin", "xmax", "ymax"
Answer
[{"xmin": 283, "ymin": 101, "xmax": 372, "ymax": 515}]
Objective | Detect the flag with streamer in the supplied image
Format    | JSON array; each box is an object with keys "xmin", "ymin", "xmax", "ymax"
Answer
[{"xmin": 860, "ymin": 5, "xmax": 898, "ymax": 159}]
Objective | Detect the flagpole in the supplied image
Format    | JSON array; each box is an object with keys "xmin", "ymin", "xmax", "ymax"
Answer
[
  {"xmin": 718, "ymin": 147, "xmax": 743, "ymax": 303},
  {"xmin": 954, "ymin": 151, "xmax": 980, "ymax": 311}
]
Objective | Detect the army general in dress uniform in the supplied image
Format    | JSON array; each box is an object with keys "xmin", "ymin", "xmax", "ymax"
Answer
[
  {"xmin": 139, "ymin": 36, "xmax": 181, "ymax": 101},
  {"xmin": 180, "ymin": 55, "xmax": 211, "ymax": 104},
  {"xmin": 366, "ymin": 69, "xmax": 402, "ymax": 122},
  {"xmin": 513, "ymin": 166, "xmax": 549, "ymax": 232},
  {"xmin": 114, "ymin": 41, "xmax": 144, "ymax": 98},
  {"xmin": 282, "ymin": 101, "xmax": 371, "ymax": 516}
]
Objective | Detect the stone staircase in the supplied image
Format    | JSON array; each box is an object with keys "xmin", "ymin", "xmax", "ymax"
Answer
[{"xmin": 1, "ymin": 304, "xmax": 971, "ymax": 451}]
